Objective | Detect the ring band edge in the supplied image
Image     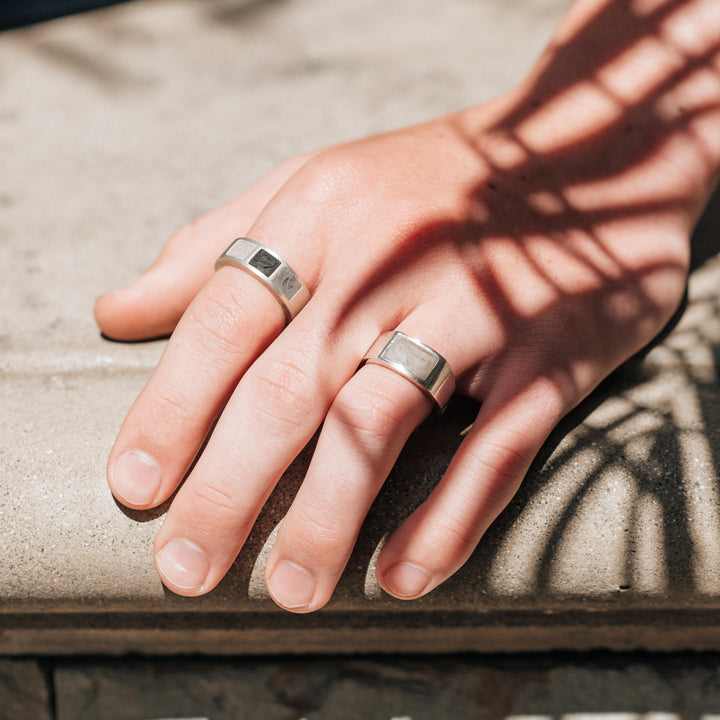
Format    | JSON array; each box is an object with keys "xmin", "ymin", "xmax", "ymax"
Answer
[
  {"xmin": 215, "ymin": 238, "xmax": 310, "ymax": 322},
  {"xmin": 362, "ymin": 331, "xmax": 456, "ymax": 410}
]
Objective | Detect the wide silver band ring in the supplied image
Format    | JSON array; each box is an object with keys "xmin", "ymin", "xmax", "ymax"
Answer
[
  {"xmin": 362, "ymin": 331, "xmax": 456, "ymax": 411},
  {"xmin": 215, "ymin": 238, "xmax": 311, "ymax": 322}
]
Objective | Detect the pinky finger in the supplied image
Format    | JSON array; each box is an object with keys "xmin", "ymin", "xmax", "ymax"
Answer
[
  {"xmin": 375, "ymin": 376, "xmax": 569, "ymax": 600},
  {"xmin": 94, "ymin": 153, "xmax": 316, "ymax": 341}
]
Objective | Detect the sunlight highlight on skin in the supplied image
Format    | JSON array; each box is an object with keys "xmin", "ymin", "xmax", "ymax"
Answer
[
  {"xmin": 99, "ymin": 0, "xmax": 720, "ymax": 609},
  {"xmin": 661, "ymin": 0, "xmax": 720, "ymax": 56},
  {"xmin": 630, "ymin": 0, "xmax": 675, "ymax": 18},
  {"xmin": 596, "ymin": 35, "xmax": 685, "ymax": 102},
  {"xmin": 515, "ymin": 80, "xmax": 625, "ymax": 155}
]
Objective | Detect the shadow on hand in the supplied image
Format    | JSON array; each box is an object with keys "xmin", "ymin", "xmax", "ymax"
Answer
[{"xmin": 121, "ymin": 0, "xmax": 720, "ymax": 609}]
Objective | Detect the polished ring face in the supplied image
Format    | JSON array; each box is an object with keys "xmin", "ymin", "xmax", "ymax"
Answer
[
  {"xmin": 363, "ymin": 331, "xmax": 456, "ymax": 410},
  {"xmin": 215, "ymin": 238, "xmax": 311, "ymax": 322}
]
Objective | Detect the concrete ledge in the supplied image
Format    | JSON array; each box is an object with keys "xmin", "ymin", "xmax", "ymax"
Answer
[
  {"xmin": 7, "ymin": 610, "xmax": 720, "ymax": 656},
  {"xmin": 2, "ymin": 0, "xmax": 720, "ymax": 654}
]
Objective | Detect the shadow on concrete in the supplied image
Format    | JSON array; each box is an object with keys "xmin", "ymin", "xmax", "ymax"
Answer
[
  {"xmin": 487, "ymin": 217, "xmax": 720, "ymax": 603},
  {"xmin": 207, "ymin": 0, "xmax": 292, "ymax": 27},
  {"xmin": 7, "ymin": 0, "xmax": 290, "ymax": 94},
  {"xmin": 92, "ymin": 0, "xmax": 720, "ymax": 609},
  {"xmin": 226, "ymin": 192, "xmax": 720, "ymax": 607},
  {"xmin": 302, "ymin": 0, "xmax": 720, "ymax": 608}
]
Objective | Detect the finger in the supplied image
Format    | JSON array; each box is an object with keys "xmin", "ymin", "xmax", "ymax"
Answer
[
  {"xmin": 95, "ymin": 154, "xmax": 315, "ymax": 341},
  {"xmin": 151, "ymin": 308, "xmax": 369, "ymax": 596},
  {"xmin": 264, "ymin": 363, "xmax": 434, "ymax": 612},
  {"xmin": 263, "ymin": 312, "xmax": 466, "ymax": 612},
  {"xmin": 107, "ymin": 265, "xmax": 288, "ymax": 510},
  {"xmin": 376, "ymin": 372, "xmax": 569, "ymax": 600}
]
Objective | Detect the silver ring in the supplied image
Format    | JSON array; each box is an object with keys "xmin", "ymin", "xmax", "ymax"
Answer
[
  {"xmin": 215, "ymin": 238, "xmax": 311, "ymax": 322},
  {"xmin": 362, "ymin": 331, "xmax": 456, "ymax": 411}
]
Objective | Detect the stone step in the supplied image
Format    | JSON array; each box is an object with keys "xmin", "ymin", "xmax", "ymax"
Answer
[
  {"xmin": 7, "ymin": 652, "xmax": 720, "ymax": 720},
  {"xmin": 2, "ymin": 0, "xmax": 720, "ymax": 655}
]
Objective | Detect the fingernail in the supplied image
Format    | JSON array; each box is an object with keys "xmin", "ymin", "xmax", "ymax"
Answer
[
  {"xmin": 267, "ymin": 560, "xmax": 316, "ymax": 609},
  {"xmin": 382, "ymin": 562, "xmax": 431, "ymax": 599},
  {"xmin": 156, "ymin": 538, "xmax": 210, "ymax": 592},
  {"xmin": 112, "ymin": 450, "xmax": 161, "ymax": 506}
]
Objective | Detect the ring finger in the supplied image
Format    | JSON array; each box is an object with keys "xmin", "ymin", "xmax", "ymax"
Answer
[{"xmin": 265, "ymin": 320, "xmax": 462, "ymax": 612}]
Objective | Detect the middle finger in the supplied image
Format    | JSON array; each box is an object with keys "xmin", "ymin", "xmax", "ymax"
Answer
[{"xmin": 151, "ymin": 302, "xmax": 378, "ymax": 595}]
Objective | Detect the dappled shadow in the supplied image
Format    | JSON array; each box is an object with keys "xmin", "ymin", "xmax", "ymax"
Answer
[
  {"xmin": 332, "ymin": 0, "xmax": 720, "ymax": 607},
  {"xmin": 463, "ymin": 247, "xmax": 720, "ymax": 605},
  {"xmin": 208, "ymin": 0, "xmax": 720, "ymax": 608},
  {"xmin": 313, "ymin": 0, "xmax": 720, "ymax": 607},
  {"xmin": 4, "ymin": 0, "xmax": 293, "ymax": 93},
  {"xmin": 89, "ymin": 0, "xmax": 720, "ymax": 609},
  {"xmin": 691, "ymin": 179, "xmax": 720, "ymax": 270},
  {"xmin": 201, "ymin": 0, "xmax": 720, "ymax": 610},
  {"xmin": 208, "ymin": 0, "xmax": 291, "ymax": 27}
]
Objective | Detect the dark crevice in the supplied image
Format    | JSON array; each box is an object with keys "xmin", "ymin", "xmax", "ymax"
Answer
[{"xmin": 0, "ymin": 1, "xmax": 132, "ymax": 31}]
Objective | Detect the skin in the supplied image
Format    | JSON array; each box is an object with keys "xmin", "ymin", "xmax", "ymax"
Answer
[{"xmin": 96, "ymin": 0, "xmax": 720, "ymax": 611}]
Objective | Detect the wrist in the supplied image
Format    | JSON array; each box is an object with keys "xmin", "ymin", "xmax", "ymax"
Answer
[{"xmin": 459, "ymin": 0, "xmax": 720, "ymax": 232}]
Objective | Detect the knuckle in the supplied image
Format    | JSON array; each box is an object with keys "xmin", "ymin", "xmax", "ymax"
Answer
[
  {"xmin": 165, "ymin": 218, "xmax": 200, "ymax": 251},
  {"xmin": 515, "ymin": 322, "xmax": 570, "ymax": 373},
  {"xmin": 430, "ymin": 516, "xmax": 479, "ymax": 559},
  {"xmin": 469, "ymin": 433, "xmax": 531, "ymax": 487},
  {"xmin": 332, "ymin": 384, "xmax": 406, "ymax": 445},
  {"xmin": 186, "ymin": 476, "xmax": 240, "ymax": 517},
  {"xmin": 149, "ymin": 387, "xmax": 194, "ymax": 432},
  {"xmin": 128, "ymin": 388, "xmax": 195, "ymax": 451},
  {"xmin": 187, "ymin": 284, "xmax": 253, "ymax": 358},
  {"xmin": 291, "ymin": 151, "xmax": 373, "ymax": 211},
  {"xmin": 285, "ymin": 505, "xmax": 349, "ymax": 570},
  {"xmin": 507, "ymin": 335, "xmax": 579, "ymax": 415},
  {"xmin": 531, "ymin": 375, "xmax": 574, "ymax": 422},
  {"xmin": 247, "ymin": 354, "xmax": 318, "ymax": 430}
]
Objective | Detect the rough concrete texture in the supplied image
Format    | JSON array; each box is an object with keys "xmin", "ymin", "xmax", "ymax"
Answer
[{"xmin": 2, "ymin": 0, "xmax": 720, "ymax": 652}]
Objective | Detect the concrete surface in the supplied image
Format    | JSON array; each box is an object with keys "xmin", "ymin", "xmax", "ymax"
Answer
[{"xmin": 2, "ymin": 0, "xmax": 720, "ymax": 653}]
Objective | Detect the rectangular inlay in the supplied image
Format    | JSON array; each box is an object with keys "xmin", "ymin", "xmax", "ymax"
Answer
[
  {"xmin": 381, "ymin": 333, "xmax": 438, "ymax": 379},
  {"xmin": 249, "ymin": 248, "xmax": 281, "ymax": 277}
]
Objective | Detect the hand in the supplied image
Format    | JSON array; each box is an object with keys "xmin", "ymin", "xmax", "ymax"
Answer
[{"xmin": 96, "ymin": 0, "xmax": 720, "ymax": 611}]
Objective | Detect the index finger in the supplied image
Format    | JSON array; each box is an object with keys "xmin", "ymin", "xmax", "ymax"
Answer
[{"xmin": 107, "ymin": 263, "xmax": 289, "ymax": 509}]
